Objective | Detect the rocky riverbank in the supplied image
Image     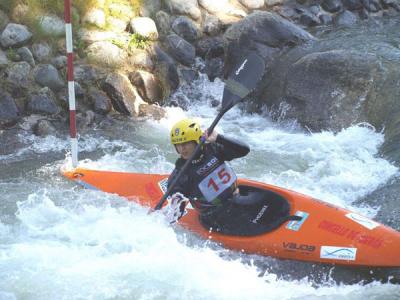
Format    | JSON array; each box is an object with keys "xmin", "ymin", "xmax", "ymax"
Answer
[{"xmin": 0, "ymin": 0, "xmax": 399, "ymax": 165}]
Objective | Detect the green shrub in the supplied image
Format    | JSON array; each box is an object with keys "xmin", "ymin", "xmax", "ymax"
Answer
[{"xmin": 128, "ymin": 33, "xmax": 149, "ymax": 50}]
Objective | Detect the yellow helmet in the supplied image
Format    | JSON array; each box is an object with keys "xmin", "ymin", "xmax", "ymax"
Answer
[{"xmin": 170, "ymin": 119, "xmax": 202, "ymax": 145}]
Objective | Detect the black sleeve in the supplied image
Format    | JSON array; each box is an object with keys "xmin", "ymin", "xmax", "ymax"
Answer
[
  {"xmin": 214, "ymin": 134, "xmax": 250, "ymax": 161},
  {"xmin": 167, "ymin": 160, "xmax": 190, "ymax": 196}
]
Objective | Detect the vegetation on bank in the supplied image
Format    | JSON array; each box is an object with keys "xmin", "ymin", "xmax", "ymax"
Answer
[{"xmin": 0, "ymin": 0, "xmax": 146, "ymax": 52}]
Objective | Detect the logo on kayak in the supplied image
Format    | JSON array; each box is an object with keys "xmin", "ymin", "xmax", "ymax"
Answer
[
  {"xmin": 345, "ymin": 213, "xmax": 380, "ymax": 230},
  {"xmin": 286, "ymin": 211, "xmax": 309, "ymax": 231},
  {"xmin": 320, "ymin": 246, "xmax": 357, "ymax": 261},
  {"xmin": 158, "ymin": 178, "xmax": 168, "ymax": 194},
  {"xmin": 252, "ymin": 205, "xmax": 268, "ymax": 224},
  {"xmin": 283, "ymin": 242, "xmax": 316, "ymax": 253}
]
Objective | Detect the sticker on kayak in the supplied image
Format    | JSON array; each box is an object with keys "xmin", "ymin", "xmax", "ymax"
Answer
[
  {"xmin": 158, "ymin": 178, "xmax": 168, "ymax": 194},
  {"xmin": 286, "ymin": 211, "xmax": 309, "ymax": 231},
  {"xmin": 345, "ymin": 213, "xmax": 380, "ymax": 230},
  {"xmin": 320, "ymin": 246, "xmax": 357, "ymax": 261}
]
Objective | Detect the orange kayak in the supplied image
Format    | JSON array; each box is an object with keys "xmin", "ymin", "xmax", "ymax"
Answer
[{"xmin": 63, "ymin": 167, "xmax": 400, "ymax": 267}]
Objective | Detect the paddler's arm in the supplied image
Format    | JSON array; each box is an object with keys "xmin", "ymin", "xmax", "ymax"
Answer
[{"xmin": 204, "ymin": 130, "xmax": 250, "ymax": 160}]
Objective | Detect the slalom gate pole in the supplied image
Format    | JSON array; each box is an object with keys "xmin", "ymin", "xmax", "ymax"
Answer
[{"xmin": 64, "ymin": 0, "xmax": 78, "ymax": 167}]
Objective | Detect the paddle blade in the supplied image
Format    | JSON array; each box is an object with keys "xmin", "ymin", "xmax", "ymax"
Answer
[{"xmin": 222, "ymin": 52, "xmax": 265, "ymax": 111}]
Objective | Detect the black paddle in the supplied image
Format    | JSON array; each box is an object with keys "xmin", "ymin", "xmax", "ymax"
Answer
[{"xmin": 153, "ymin": 52, "xmax": 265, "ymax": 211}]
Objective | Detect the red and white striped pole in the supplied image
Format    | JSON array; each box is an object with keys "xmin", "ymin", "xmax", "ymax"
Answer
[{"xmin": 64, "ymin": 0, "xmax": 78, "ymax": 167}]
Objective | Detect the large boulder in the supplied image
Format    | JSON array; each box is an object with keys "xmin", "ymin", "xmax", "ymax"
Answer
[
  {"xmin": 164, "ymin": 0, "xmax": 201, "ymax": 20},
  {"xmin": 0, "ymin": 23, "xmax": 32, "ymax": 48},
  {"xmin": 0, "ymin": 89, "xmax": 19, "ymax": 127},
  {"xmin": 224, "ymin": 11, "xmax": 315, "ymax": 73},
  {"xmin": 130, "ymin": 17, "xmax": 159, "ymax": 40},
  {"xmin": 86, "ymin": 41, "xmax": 128, "ymax": 67},
  {"xmin": 102, "ymin": 72, "xmax": 146, "ymax": 116},
  {"xmin": 27, "ymin": 87, "xmax": 61, "ymax": 115},
  {"xmin": 171, "ymin": 16, "xmax": 200, "ymax": 42},
  {"xmin": 4, "ymin": 62, "xmax": 32, "ymax": 93},
  {"xmin": 252, "ymin": 18, "xmax": 400, "ymax": 148},
  {"xmin": 150, "ymin": 45, "xmax": 179, "ymax": 94},
  {"xmin": 224, "ymin": 11, "xmax": 315, "ymax": 48},
  {"xmin": 261, "ymin": 49, "xmax": 379, "ymax": 131},
  {"xmin": 166, "ymin": 33, "xmax": 196, "ymax": 66},
  {"xmin": 128, "ymin": 70, "xmax": 164, "ymax": 104},
  {"xmin": 34, "ymin": 64, "xmax": 64, "ymax": 92},
  {"xmin": 38, "ymin": 15, "xmax": 65, "ymax": 37}
]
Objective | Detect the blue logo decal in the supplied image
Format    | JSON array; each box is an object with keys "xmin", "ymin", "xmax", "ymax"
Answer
[
  {"xmin": 175, "ymin": 128, "xmax": 180, "ymax": 136},
  {"xmin": 286, "ymin": 211, "xmax": 309, "ymax": 231}
]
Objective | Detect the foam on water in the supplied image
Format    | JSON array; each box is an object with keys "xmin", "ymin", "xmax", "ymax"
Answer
[{"xmin": 1, "ymin": 188, "xmax": 399, "ymax": 300}]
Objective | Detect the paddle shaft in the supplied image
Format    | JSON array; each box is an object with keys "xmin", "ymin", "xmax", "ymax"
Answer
[{"xmin": 153, "ymin": 110, "xmax": 225, "ymax": 210}]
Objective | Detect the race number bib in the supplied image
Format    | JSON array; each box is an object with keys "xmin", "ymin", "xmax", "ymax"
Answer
[{"xmin": 198, "ymin": 163, "xmax": 237, "ymax": 202}]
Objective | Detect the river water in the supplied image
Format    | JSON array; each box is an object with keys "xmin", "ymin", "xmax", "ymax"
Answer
[{"xmin": 0, "ymin": 75, "xmax": 399, "ymax": 299}]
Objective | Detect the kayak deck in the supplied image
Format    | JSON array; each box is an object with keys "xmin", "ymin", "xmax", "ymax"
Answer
[{"xmin": 63, "ymin": 167, "xmax": 400, "ymax": 267}]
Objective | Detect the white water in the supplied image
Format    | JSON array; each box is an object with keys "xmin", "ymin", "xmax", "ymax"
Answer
[{"xmin": 0, "ymin": 75, "xmax": 399, "ymax": 299}]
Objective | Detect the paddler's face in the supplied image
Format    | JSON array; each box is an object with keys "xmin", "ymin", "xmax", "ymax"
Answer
[{"xmin": 175, "ymin": 141, "xmax": 197, "ymax": 160}]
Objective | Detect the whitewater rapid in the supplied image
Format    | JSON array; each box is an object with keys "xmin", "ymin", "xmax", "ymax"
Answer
[{"xmin": 0, "ymin": 75, "xmax": 399, "ymax": 300}]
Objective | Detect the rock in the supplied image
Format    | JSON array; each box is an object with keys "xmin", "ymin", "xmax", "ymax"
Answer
[
  {"xmin": 130, "ymin": 17, "xmax": 159, "ymax": 41},
  {"xmin": 224, "ymin": 11, "xmax": 315, "ymax": 49},
  {"xmin": 0, "ymin": 49, "xmax": 9, "ymax": 68},
  {"xmin": 0, "ymin": 89, "xmax": 19, "ymax": 127},
  {"xmin": 51, "ymin": 55, "xmax": 67, "ymax": 69},
  {"xmin": 195, "ymin": 36, "xmax": 224, "ymax": 58},
  {"xmin": 203, "ymin": 13, "xmax": 221, "ymax": 36},
  {"xmin": 34, "ymin": 64, "xmax": 64, "ymax": 92},
  {"xmin": 76, "ymin": 110, "xmax": 95, "ymax": 132},
  {"xmin": 107, "ymin": 17, "xmax": 129, "ymax": 32},
  {"xmin": 381, "ymin": 0, "xmax": 400, "ymax": 10},
  {"xmin": 129, "ymin": 70, "xmax": 163, "ymax": 104},
  {"xmin": 0, "ymin": 9, "xmax": 9, "ymax": 32},
  {"xmin": 88, "ymin": 87, "xmax": 112, "ymax": 115},
  {"xmin": 32, "ymin": 42, "xmax": 52, "ymax": 63},
  {"xmin": 361, "ymin": 0, "xmax": 381, "ymax": 12},
  {"xmin": 299, "ymin": 10, "xmax": 321, "ymax": 26},
  {"xmin": 128, "ymin": 49, "xmax": 154, "ymax": 70},
  {"xmin": 155, "ymin": 10, "xmax": 171, "ymax": 36},
  {"xmin": 138, "ymin": 103, "xmax": 166, "ymax": 120},
  {"xmin": 321, "ymin": 0, "xmax": 343, "ymax": 12},
  {"xmin": 17, "ymin": 47, "xmax": 35, "ymax": 66},
  {"xmin": 211, "ymin": 99, "xmax": 220, "ymax": 107},
  {"xmin": 4, "ymin": 61, "xmax": 31, "ymax": 89},
  {"xmin": 265, "ymin": 0, "xmax": 286, "ymax": 6},
  {"xmin": 151, "ymin": 45, "xmax": 180, "ymax": 92},
  {"xmin": 0, "ymin": 23, "xmax": 32, "ymax": 48},
  {"xmin": 342, "ymin": 0, "xmax": 364, "ymax": 10},
  {"xmin": 205, "ymin": 57, "xmax": 224, "ymax": 81},
  {"xmin": 239, "ymin": 0, "xmax": 265, "ymax": 9},
  {"xmin": 320, "ymin": 14, "xmax": 333, "ymax": 24},
  {"xmin": 78, "ymin": 29, "xmax": 120, "ymax": 44},
  {"xmin": 171, "ymin": 16, "xmax": 200, "ymax": 42},
  {"xmin": 27, "ymin": 87, "xmax": 61, "ymax": 115},
  {"xmin": 164, "ymin": 0, "xmax": 201, "ymax": 20},
  {"xmin": 38, "ymin": 15, "xmax": 65, "ymax": 37},
  {"xmin": 334, "ymin": 10, "xmax": 358, "ymax": 27},
  {"xmin": 166, "ymin": 33, "xmax": 196, "ymax": 66},
  {"xmin": 102, "ymin": 72, "xmax": 146, "ymax": 116},
  {"xmin": 273, "ymin": 5, "xmax": 298, "ymax": 19},
  {"xmin": 86, "ymin": 41, "xmax": 128, "ymax": 67},
  {"xmin": 83, "ymin": 8, "xmax": 106, "ymax": 28},
  {"xmin": 258, "ymin": 48, "xmax": 381, "ymax": 131},
  {"xmin": 140, "ymin": 0, "xmax": 162, "ymax": 17},
  {"xmin": 34, "ymin": 119, "xmax": 57, "ymax": 136},
  {"xmin": 74, "ymin": 64, "xmax": 101, "ymax": 83},
  {"xmin": 179, "ymin": 68, "xmax": 198, "ymax": 84}
]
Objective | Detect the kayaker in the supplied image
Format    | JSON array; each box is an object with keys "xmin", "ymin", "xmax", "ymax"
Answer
[{"xmin": 167, "ymin": 118, "xmax": 276, "ymax": 235}]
